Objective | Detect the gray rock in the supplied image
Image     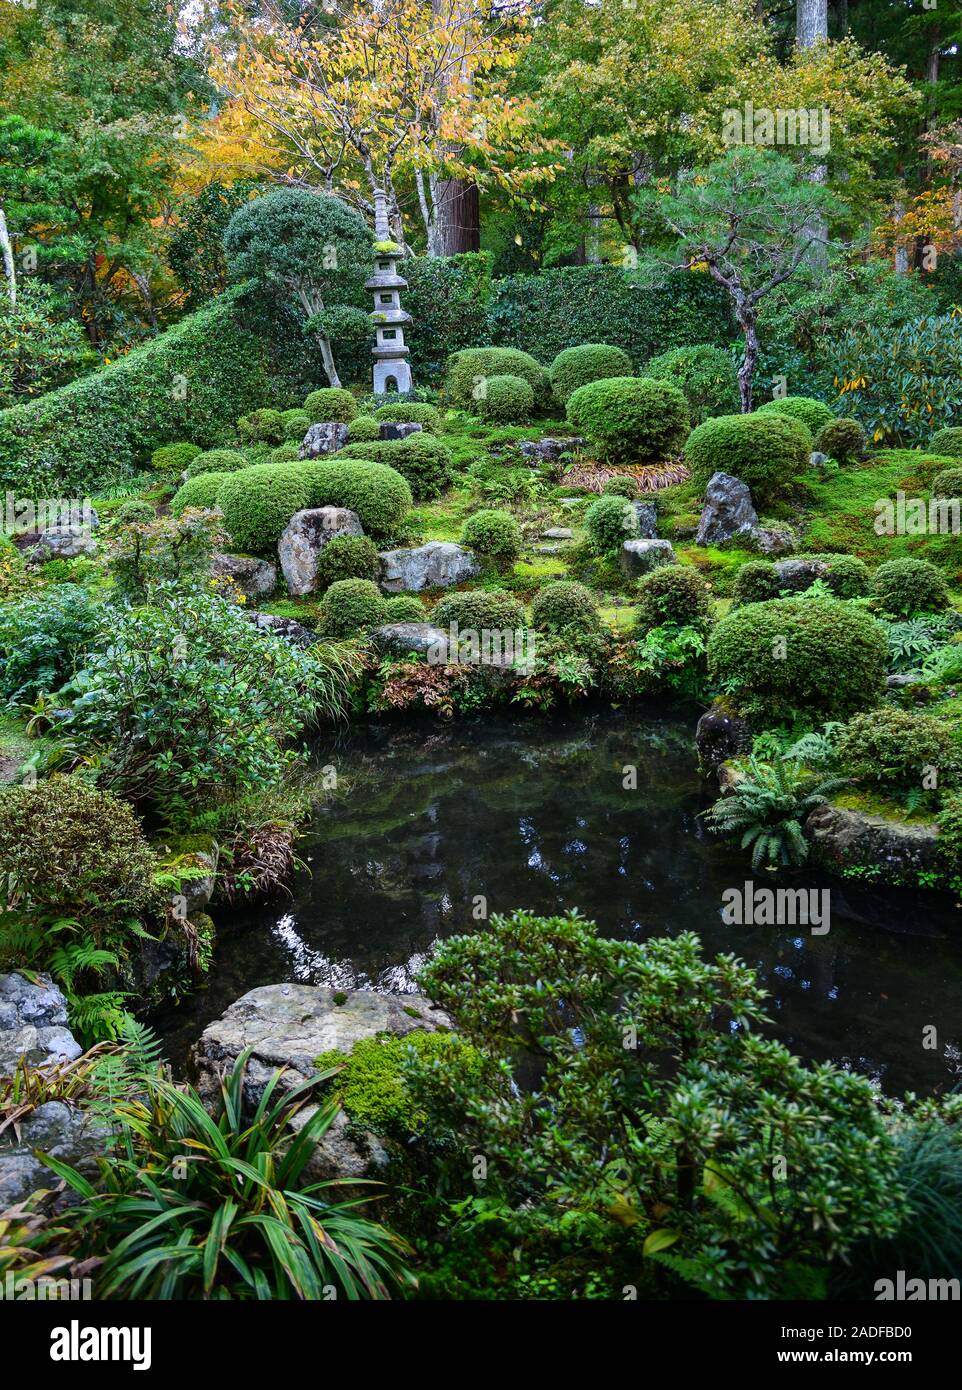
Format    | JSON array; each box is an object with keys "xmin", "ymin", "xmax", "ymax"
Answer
[
  {"xmin": 542, "ymin": 528, "xmax": 573, "ymax": 541},
  {"xmin": 299, "ymin": 422, "xmax": 350, "ymax": 459},
  {"xmin": 774, "ymin": 556, "xmax": 830, "ymax": 593},
  {"xmin": 371, "ymin": 623, "xmax": 449, "ymax": 660},
  {"xmin": 245, "ymin": 611, "xmax": 317, "ymax": 648},
  {"xmin": 278, "ymin": 507, "xmax": 363, "ymax": 597},
  {"xmin": 695, "ymin": 703, "xmax": 753, "ymax": 778},
  {"xmin": 518, "ymin": 437, "xmax": 585, "ymax": 465},
  {"xmin": 27, "ymin": 527, "xmax": 98, "ymax": 563},
  {"xmin": 379, "ymin": 541, "xmax": 480, "ymax": 593},
  {"xmin": 0, "ymin": 973, "xmax": 82, "ymax": 1078},
  {"xmin": 379, "ymin": 422, "xmax": 423, "ymax": 441},
  {"xmin": 211, "ymin": 552, "xmax": 277, "ymax": 599},
  {"xmin": 620, "ymin": 538, "xmax": 676, "ymax": 580},
  {"xmin": 810, "ymin": 451, "xmax": 830, "ymax": 467},
  {"xmin": 805, "ymin": 805, "xmax": 939, "ymax": 886},
  {"xmin": 695, "ymin": 471, "xmax": 758, "ymax": 546},
  {"xmin": 886, "ymin": 673, "xmax": 922, "ymax": 689},
  {"xmin": 193, "ymin": 984, "xmax": 451, "ymax": 1183},
  {"xmin": 752, "ymin": 526, "xmax": 797, "ymax": 556},
  {"xmin": 632, "ymin": 502, "xmax": 658, "ymax": 539},
  {"xmin": 0, "ymin": 1102, "xmax": 108, "ymax": 1210}
]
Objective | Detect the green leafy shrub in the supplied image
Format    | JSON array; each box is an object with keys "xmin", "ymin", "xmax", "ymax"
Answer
[
  {"xmin": 684, "ymin": 412, "xmax": 812, "ymax": 504},
  {"xmin": 931, "ymin": 426, "xmax": 962, "ymax": 458},
  {"xmin": 314, "ymin": 534, "xmax": 381, "ymax": 590},
  {"xmin": 566, "ymin": 376, "xmax": 690, "ymax": 463},
  {"xmin": 530, "ymin": 580, "xmax": 599, "ymax": 635},
  {"xmin": 815, "ymin": 418, "xmax": 866, "ymax": 464},
  {"xmin": 445, "ymin": 346, "xmax": 549, "ymax": 411},
  {"xmin": 270, "ymin": 441, "xmax": 301, "ymax": 463},
  {"xmin": 706, "ymin": 756, "xmax": 843, "ymax": 869},
  {"xmin": 817, "ymin": 553, "xmax": 872, "ymax": 598},
  {"xmin": 374, "ymin": 402, "xmax": 441, "ymax": 432},
  {"xmin": 348, "ymin": 415, "xmax": 381, "ymax": 442},
  {"xmin": 170, "ymin": 471, "xmax": 232, "ymax": 516},
  {"xmin": 113, "ymin": 500, "xmax": 156, "ymax": 525},
  {"xmin": 873, "ymin": 557, "xmax": 948, "ymax": 616},
  {"xmin": 0, "ymin": 585, "xmax": 98, "ymax": 707},
  {"xmin": 548, "ymin": 343, "xmax": 634, "ymax": 407},
  {"xmin": 583, "ymin": 493, "xmax": 639, "ymax": 554},
  {"xmin": 460, "ymin": 509, "xmax": 522, "ymax": 573},
  {"xmin": 383, "ymin": 595, "xmax": 424, "ymax": 623},
  {"xmin": 601, "ymin": 475, "xmax": 639, "ymax": 498},
  {"xmin": 835, "ymin": 707, "xmax": 962, "ymax": 797},
  {"xmin": 303, "ymin": 387, "xmax": 358, "ymax": 422},
  {"xmin": 644, "ymin": 344, "xmax": 740, "ymax": 425},
  {"xmin": 321, "ymin": 579, "xmax": 387, "ymax": 638},
  {"xmin": 184, "ymin": 447, "xmax": 248, "ymax": 478},
  {"xmin": 433, "ymin": 588, "xmax": 525, "ymax": 632},
  {"xmin": 477, "ymin": 373, "xmax": 534, "ymax": 424},
  {"xmin": 636, "ymin": 566, "xmax": 713, "ymax": 636},
  {"xmin": 757, "ymin": 395, "xmax": 834, "ymax": 437},
  {"xmin": 237, "ymin": 408, "xmax": 286, "ymax": 444},
  {"xmin": 305, "ymin": 460, "xmax": 412, "ymax": 534},
  {"xmin": 281, "ymin": 408, "xmax": 310, "ymax": 440},
  {"xmin": 707, "ymin": 598, "xmax": 887, "ymax": 724},
  {"xmin": 931, "ymin": 467, "xmax": 962, "ymax": 499},
  {"xmin": 315, "ymin": 1030, "xmax": 478, "ymax": 1136},
  {"xmin": 607, "ymin": 624, "xmax": 708, "ymax": 700},
  {"xmin": 107, "ymin": 510, "xmax": 220, "ymax": 603},
  {"xmin": 217, "ymin": 460, "xmax": 410, "ymax": 551},
  {"xmin": 336, "ymin": 438, "xmax": 452, "ymax": 501},
  {"xmin": 732, "ymin": 560, "xmax": 779, "ymax": 607},
  {"xmin": 833, "ymin": 315, "xmax": 962, "ymax": 447},
  {"xmin": 152, "ymin": 442, "xmax": 201, "ymax": 474}
]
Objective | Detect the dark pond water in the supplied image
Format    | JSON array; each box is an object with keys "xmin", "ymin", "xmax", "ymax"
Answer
[{"xmin": 153, "ymin": 709, "xmax": 962, "ymax": 1096}]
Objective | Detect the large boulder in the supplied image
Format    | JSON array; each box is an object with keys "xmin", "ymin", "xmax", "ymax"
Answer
[
  {"xmin": 0, "ymin": 1102, "xmax": 108, "ymax": 1210},
  {"xmin": 695, "ymin": 702, "xmax": 753, "ymax": 777},
  {"xmin": 0, "ymin": 973, "xmax": 81, "ymax": 1078},
  {"xmin": 379, "ymin": 422, "xmax": 423, "ymax": 441},
  {"xmin": 278, "ymin": 507, "xmax": 363, "ymax": 597},
  {"xmin": 632, "ymin": 501, "xmax": 658, "ymax": 539},
  {"xmin": 379, "ymin": 541, "xmax": 480, "ymax": 593},
  {"xmin": 774, "ymin": 555, "xmax": 830, "ymax": 592},
  {"xmin": 299, "ymin": 422, "xmax": 350, "ymax": 459},
  {"xmin": 695, "ymin": 471, "xmax": 758, "ymax": 547},
  {"xmin": 371, "ymin": 623, "xmax": 450, "ymax": 661},
  {"xmin": 25, "ymin": 526, "xmax": 98, "ymax": 564},
  {"xmin": 805, "ymin": 805, "xmax": 940, "ymax": 887},
  {"xmin": 211, "ymin": 552, "xmax": 277, "ymax": 599},
  {"xmin": 620, "ymin": 538, "xmax": 676, "ymax": 580},
  {"xmin": 193, "ymin": 984, "xmax": 452, "ymax": 1183}
]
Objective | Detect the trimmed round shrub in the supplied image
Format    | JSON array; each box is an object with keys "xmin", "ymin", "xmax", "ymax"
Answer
[
  {"xmin": 184, "ymin": 448, "xmax": 248, "ymax": 478},
  {"xmin": 636, "ymin": 566, "xmax": 713, "ymax": 636},
  {"xmin": 549, "ymin": 343, "xmax": 634, "ymax": 407},
  {"xmin": 114, "ymin": 500, "xmax": 156, "ymax": 525},
  {"xmin": 684, "ymin": 413, "xmax": 812, "ymax": 504},
  {"xmin": 707, "ymin": 598, "xmax": 887, "ymax": 724},
  {"xmin": 151, "ymin": 442, "xmax": 201, "ymax": 474},
  {"xmin": 0, "ymin": 776, "xmax": 156, "ymax": 923},
  {"xmin": 460, "ymin": 509, "xmax": 522, "ymax": 573},
  {"xmin": 566, "ymin": 376, "xmax": 690, "ymax": 464},
  {"xmin": 818, "ymin": 554, "xmax": 872, "ymax": 599},
  {"xmin": 732, "ymin": 560, "xmax": 779, "ymax": 607},
  {"xmin": 237, "ymin": 408, "xmax": 286, "ymax": 444},
  {"xmin": 445, "ymin": 347, "xmax": 549, "ymax": 411},
  {"xmin": 281, "ymin": 408, "xmax": 310, "ymax": 440},
  {"xmin": 348, "ymin": 415, "xmax": 381, "ymax": 442},
  {"xmin": 814, "ymin": 418, "xmax": 866, "ymax": 464},
  {"xmin": 305, "ymin": 460, "xmax": 412, "ymax": 536},
  {"xmin": 931, "ymin": 427, "xmax": 962, "ymax": 458},
  {"xmin": 303, "ymin": 387, "xmax": 358, "ymax": 423},
  {"xmin": 531, "ymin": 580, "xmax": 600, "ymax": 635},
  {"xmin": 215, "ymin": 464, "xmax": 313, "ymax": 550},
  {"xmin": 644, "ymin": 344, "xmax": 740, "ymax": 425},
  {"xmin": 383, "ymin": 595, "xmax": 424, "ymax": 623},
  {"xmin": 433, "ymin": 588, "xmax": 525, "ymax": 632},
  {"xmin": 477, "ymin": 373, "xmax": 534, "ymax": 424},
  {"xmin": 584, "ymin": 493, "xmax": 639, "ymax": 555},
  {"xmin": 873, "ymin": 558, "xmax": 948, "ymax": 617},
  {"xmin": 931, "ymin": 467, "xmax": 962, "ymax": 499},
  {"xmin": 337, "ymin": 437, "xmax": 452, "ymax": 501},
  {"xmin": 374, "ymin": 402, "xmax": 441, "ymax": 432},
  {"xmin": 314, "ymin": 534, "xmax": 381, "ymax": 590},
  {"xmin": 835, "ymin": 707, "xmax": 962, "ymax": 795},
  {"xmin": 320, "ymin": 579, "xmax": 386, "ymax": 638},
  {"xmin": 270, "ymin": 442, "xmax": 301, "ymax": 463},
  {"xmin": 602, "ymin": 475, "xmax": 639, "ymax": 498},
  {"xmin": 757, "ymin": 395, "xmax": 834, "ymax": 437},
  {"xmin": 170, "ymin": 471, "xmax": 231, "ymax": 516}
]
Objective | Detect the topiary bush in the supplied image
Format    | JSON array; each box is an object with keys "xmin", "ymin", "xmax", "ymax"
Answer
[
  {"xmin": 548, "ymin": 343, "xmax": 634, "ymax": 407},
  {"xmin": 184, "ymin": 448, "xmax": 248, "ymax": 478},
  {"xmin": 814, "ymin": 418, "xmax": 866, "ymax": 464},
  {"xmin": 644, "ymin": 344, "xmax": 740, "ymax": 425},
  {"xmin": 281, "ymin": 408, "xmax": 310, "ymax": 440},
  {"xmin": 684, "ymin": 413, "xmax": 812, "ymax": 504},
  {"xmin": 460, "ymin": 509, "xmax": 522, "ymax": 573},
  {"xmin": 237, "ymin": 408, "xmax": 286, "ymax": 444},
  {"xmin": 476, "ymin": 373, "xmax": 534, "ymax": 424},
  {"xmin": 314, "ymin": 534, "xmax": 381, "ymax": 590},
  {"xmin": 530, "ymin": 580, "xmax": 600, "ymax": 635},
  {"xmin": 270, "ymin": 442, "xmax": 301, "ymax": 463},
  {"xmin": 566, "ymin": 376, "xmax": 690, "ymax": 464},
  {"xmin": 817, "ymin": 554, "xmax": 872, "ymax": 599},
  {"xmin": 583, "ymin": 493, "xmax": 639, "ymax": 555},
  {"xmin": 170, "ymin": 471, "xmax": 232, "ymax": 516},
  {"xmin": 636, "ymin": 566, "xmax": 713, "ymax": 636},
  {"xmin": 336, "ymin": 437, "xmax": 452, "ymax": 501},
  {"xmin": 757, "ymin": 395, "xmax": 834, "ymax": 438},
  {"xmin": 931, "ymin": 426, "xmax": 962, "ymax": 458},
  {"xmin": 217, "ymin": 460, "xmax": 411, "ymax": 551},
  {"xmin": 732, "ymin": 560, "xmax": 779, "ymax": 607},
  {"xmin": 707, "ymin": 598, "xmax": 887, "ymax": 724},
  {"xmin": 152, "ymin": 442, "xmax": 201, "ymax": 474},
  {"xmin": 320, "ymin": 579, "xmax": 387, "ymax": 638},
  {"xmin": 113, "ymin": 500, "xmax": 156, "ymax": 526},
  {"xmin": 383, "ymin": 595, "xmax": 424, "ymax": 623},
  {"xmin": 601, "ymin": 475, "xmax": 639, "ymax": 498},
  {"xmin": 931, "ymin": 467, "xmax": 962, "ymax": 499},
  {"xmin": 303, "ymin": 387, "xmax": 358, "ymax": 423},
  {"xmin": 433, "ymin": 588, "xmax": 525, "ymax": 632},
  {"xmin": 374, "ymin": 402, "xmax": 441, "ymax": 432},
  {"xmin": 835, "ymin": 707, "xmax": 962, "ymax": 797},
  {"xmin": 347, "ymin": 415, "xmax": 382, "ymax": 442},
  {"xmin": 873, "ymin": 558, "xmax": 948, "ymax": 617},
  {"xmin": 445, "ymin": 346, "xmax": 549, "ymax": 412}
]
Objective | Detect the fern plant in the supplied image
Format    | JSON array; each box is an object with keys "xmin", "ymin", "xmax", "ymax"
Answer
[{"xmin": 705, "ymin": 757, "xmax": 845, "ymax": 870}]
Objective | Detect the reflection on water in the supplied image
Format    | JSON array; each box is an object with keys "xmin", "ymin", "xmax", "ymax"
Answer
[{"xmin": 153, "ymin": 711, "xmax": 962, "ymax": 1095}]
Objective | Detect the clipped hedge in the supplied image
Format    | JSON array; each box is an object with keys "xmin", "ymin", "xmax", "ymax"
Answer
[
  {"xmin": 477, "ymin": 373, "xmax": 534, "ymax": 424},
  {"xmin": 931, "ymin": 426, "xmax": 962, "ymax": 458},
  {"xmin": 445, "ymin": 346, "xmax": 549, "ymax": 411},
  {"xmin": 374, "ymin": 402, "xmax": 441, "ymax": 432},
  {"xmin": 549, "ymin": 343, "xmax": 633, "ymax": 406},
  {"xmin": 873, "ymin": 557, "xmax": 948, "ymax": 616},
  {"xmin": 684, "ymin": 412, "xmax": 811, "ymax": 503},
  {"xmin": 170, "ymin": 471, "xmax": 232, "ymax": 516},
  {"xmin": 185, "ymin": 448, "xmax": 249, "ymax": 478},
  {"xmin": 757, "ymin": 395, "xmax": 835, "ymax": 437},
  {"xmin": 336, "ymin": 436, "xmax": 452, "ymax": 500},
  {"xmin": 566, "ymin": 376, "xmax": 690, "ymax": 464}
]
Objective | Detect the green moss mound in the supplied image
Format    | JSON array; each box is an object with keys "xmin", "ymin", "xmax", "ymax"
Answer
[
  {"xmin": 374, "ymin": 402, "xmax": 441, "ymax": 432},
  {"xmin": 873, "ymin": 557, "xmax": 948, "ymax": 616},
  {"xmin": 314, "ymin": 1030, "xmax": 478, "ymax": 1136},
  {"xmin": 815, "ymin": 418, "xmax": 866, "ymax": 464},
  {"xmin": 152, "ymin": 442, "xmax": 202, "ymax": 474},
  {"xmin": 460, "ymin": 509, "xmax": 522, "ymax": 573},
  {"xmin": 930, "ymin": 427, "xmax": 962, "ymax": 458}
]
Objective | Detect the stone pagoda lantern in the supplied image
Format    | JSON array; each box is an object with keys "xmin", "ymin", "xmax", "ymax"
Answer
[{"xmin": 366, "ymin": 190, "xmax": 413, "ymax": 395}]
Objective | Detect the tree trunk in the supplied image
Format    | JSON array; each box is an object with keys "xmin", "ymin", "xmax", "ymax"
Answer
[
  {"xmin": 0, "ymin": 206, "xmax": 15, "ymax": 308},
  {"xmin": 796, "ymin": 0, "xmax": 828, "ymax": 48},
  {"xmin": 736, "ymin": 306, "xmax": 759, "ymax": 413},
  {"xmin": 429, "ymin": 177, "xmax": 480, "ymax": 255},
  {"xmin": 315, "ymin": 333, "xmax": 341, "ymax": 388}
]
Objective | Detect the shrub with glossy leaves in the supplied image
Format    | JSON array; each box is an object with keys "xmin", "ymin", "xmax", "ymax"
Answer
[
  {"xmin": 460, "ymin": 509, "xmax": 522, "ymax": 573},
  {"xmin": 707, "ymin": 598, "xmax": 887, "ymax": 724},
  {"xmin": 636, "ymin": 566, "xmax": 713, "ymax": 636},
  {"xmin": 320, "ymin": 579, "xmax": 387, "ymax": 638},
  {"xmin": 445, "ymin": 346, "xmax": 548, "ymax": 411},
  {"xmin": 433, "ymin": 588, "xmax": 525, "ymax": 633},
  {"xmin": 170, "ymin": 471, "xmax": 231, "ymax": 516},
  {"xmin": 549, "ymin": 343, "xmax": 634, "ymax": 406},
  {"xmin": 684, "ymin": 412, "xmax": 811, "ymax": 504},
  {"xmin": 873, "ymin": 558, "xmax": 948, "ymax": 617},
  {"xmin": 836, "ymin": 707, "xmax": 962, "ymax": 796},
  {"xmin": 758, "ymin": 395, "xmax": 834, "ymax": 437},
  {"xmin": 184, "ymin": 448, "xmax": 248, "ymax": 478},
  {"xmin": 815, "ymin": 418, "xmax": 866, "ymax": 464},
  {"xmin": 644, "ymin": 344, "xmax": 740, "ymax": 425},
  {"xmin": 931, "ymin": 426, "xmax": 962, "ymax": 458},
  {"xmin": 303, "ymin": 387, "xmax": 358, "ymax": 423},
  {"xmin": 584, "ymin": 493, "xmax": 638, "ymax": 554},
  {"xmin": 477, "ymin": 373, "xmax": 534, "ymax": 424},
  {"xmin": 530, "ymin": 580, "xmax": 600, "ymax": 635},
  {"xmin": 151, "ymin": 442, "xmax": 201, "ymax": 474},
  {"xmin": 566, "ymin": 376, "xmax": 690, "ymax": 464},
  {"xmin": 314, "ymin": 534, "xmax": 381, "ymax": 590},
  {"xmin": 0, "ymin": 584, "xmax": 98, "ymax": 706}
]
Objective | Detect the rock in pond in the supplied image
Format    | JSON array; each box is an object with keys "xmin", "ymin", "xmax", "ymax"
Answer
[
  {"xmin": 695, "ymin": 471, "xmax": 758, "ymax": 547},
  {"xmin": 371, "ymin": 623, "xmax": 450, "ymax": 660},
  {"xmin": 379, "ymin": 541, "xmax": 480, "ymax": 593},
  {"xmin": 695, "ymin": 702, "xmax": 753, "ymax": 777},
  {"xmin": 211, "ymin": 552, "xmax": 277, "ymax": 599},
  {"xmin": 805, "ymin": 805, "xmax": 940, "ymax": 887},
  {"xmin": 299, "ymin": 422, "xmax": 350, "ymax": 458},
  {"xmin": 620, "ymin": 538, "xmax": 676, "ymax": 579},
  {"xmin": 278, "ymin": 506, "xmax": 363, "ymax": 597}
]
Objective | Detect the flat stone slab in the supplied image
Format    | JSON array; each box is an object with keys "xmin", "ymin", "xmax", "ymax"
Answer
[
  {"xmin": 379, "ymin": 540, "xmax": 480, "ymax": 593},
  {"xmin": 620, "ymin": 538, "xmax": 676, "ymax": 579},
  {"xmin": 542, "ymin": 528, "xmax": 573, "ymax": 540}
]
